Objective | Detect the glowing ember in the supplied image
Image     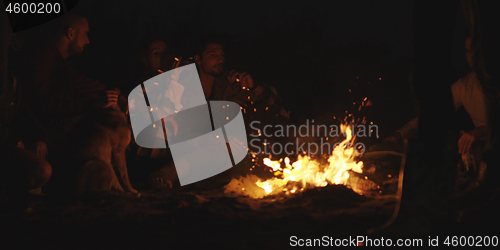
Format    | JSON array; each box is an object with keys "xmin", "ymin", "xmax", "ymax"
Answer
[{"xmin": 225, "ymin": 125, "xmax": 373, "ymax": 199}]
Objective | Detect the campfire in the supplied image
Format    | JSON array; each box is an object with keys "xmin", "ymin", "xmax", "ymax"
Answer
[{"xmin": 225, "ymin": 124, "xmax": 378, "ymax": 199}]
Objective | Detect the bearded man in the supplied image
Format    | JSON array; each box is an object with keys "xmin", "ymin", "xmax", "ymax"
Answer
[{"xmin": 20, "ymin": 13, "xmax": 116, "ymax": 155}]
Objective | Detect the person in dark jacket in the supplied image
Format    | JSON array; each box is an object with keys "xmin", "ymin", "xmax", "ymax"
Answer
[
  {"xmin": 0, "ymin": 7, "xmax": 51, "ymax": 195},
  {"xmin": 19, "ymin": 13, "xmax": 118, "ymax": 154}
]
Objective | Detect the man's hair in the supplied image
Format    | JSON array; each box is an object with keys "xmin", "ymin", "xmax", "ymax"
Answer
[
  {"xmin": 54, "ymin": 13, "xmax": 88, "ymax": 37},
  {"xmin": 193, "ymin": 35, "xmax": 226, "ymax": 58}
]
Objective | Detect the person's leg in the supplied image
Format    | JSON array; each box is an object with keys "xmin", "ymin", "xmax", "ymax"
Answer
[{"xmin": 0, "ymin": 146, "xmax": 52, "ymax": 193}]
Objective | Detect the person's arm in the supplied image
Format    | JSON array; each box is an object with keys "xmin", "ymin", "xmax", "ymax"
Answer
[
  {"xmin": 29, "ymin": 48, "xmax": 106, "ymax": 115},
  {"xmin": 384, "ymin": 117, "xmax": 419, "ymax": 144},
  {"xmin": 18, "ymin": 103, "xmax": 48, "ymax": 158},
  {"xmin": 10, "ymin": 77, "xmax": 49, "ymax": 157},
  {"xmin": 462, "ymin": 75, "xmax": 488, "ymax": 131},
  {"xmin": 454, "ymin": 74, "xmax": 489, "ymax": 153},
  {"xmin": 398, "ymin": 116, "xmax": 419, "ymax": 138},
  {"xmin": 66, "ymin": 65, "xmax": 107, "ymax": 102},
  {"xmin": 226, "ymin": 71, "xmax": 289, "ymax": 119}
]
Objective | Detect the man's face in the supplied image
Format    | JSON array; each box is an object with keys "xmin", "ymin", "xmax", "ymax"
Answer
[
  {"xmin": 196, "ymin": 43, "xmax": 225, "ymax": 77},
  {"xmin": 69, "ymin": 18, "xmax": 90, "ymax": 56},
  {"xmin": 148, "ymin": 40, "xmax": 171, "ymax": 71}
]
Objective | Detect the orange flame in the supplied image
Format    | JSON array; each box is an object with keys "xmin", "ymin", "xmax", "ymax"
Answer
[{"xmin": 225, "ymin": 124, "xmax": 368, "ymax": 198}]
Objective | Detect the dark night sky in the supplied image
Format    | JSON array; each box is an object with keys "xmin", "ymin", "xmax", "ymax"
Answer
[
  {"xmin": 77, "ymin": 0, "xmax": 414, "ymax": 63},
  {"xmin": 16, "ymin": 0, "xmax": 469, "ymax": 136}
]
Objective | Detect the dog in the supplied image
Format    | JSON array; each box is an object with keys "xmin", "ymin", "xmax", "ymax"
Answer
[{"xmin": 61, "ymin": 94, "xmax": 138, "ymax": 195}]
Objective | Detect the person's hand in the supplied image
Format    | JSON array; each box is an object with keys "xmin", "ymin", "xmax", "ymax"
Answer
[
  {"xmin": 29, "ymin": 141, "xmax": 48, "ymax": 158},
  {"xmin": 228, "ymin": 70, "xmax": 255, "ymax": 89},
  {"xmin": 102, "ymin": 89, "xmax": 119, "ymax": 108},
  {"xmin": 458, "ymin": 132, "xmax": 476, "ymax": 154},
  {"xmin": 458, "ymin": 126, "xmax": 486, "ymax": 154},
  {"xmin": 384, "ymin": 131, "xmax": 403, "ymax": 145}
]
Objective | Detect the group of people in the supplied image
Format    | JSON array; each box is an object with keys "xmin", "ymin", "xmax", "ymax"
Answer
[
  {"xmin": 0, "ymin": 13, "xmax": 289, "ymax": 196},
  {"xmin": 1, "ymin": 9, "xmax": 498, "ymax": 203}
]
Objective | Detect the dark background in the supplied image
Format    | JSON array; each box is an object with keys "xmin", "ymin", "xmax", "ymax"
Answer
[
  {"xmin": 15, "ymin": 0, "xmax": 470, "ymax": 140},
  {"xmin": 5, "ymin": 2, "xmax": 498, "ymax": 246}
]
